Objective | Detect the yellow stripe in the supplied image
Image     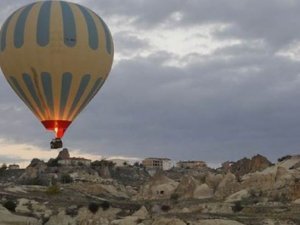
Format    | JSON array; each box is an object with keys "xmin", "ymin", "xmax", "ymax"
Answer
[
  {"xmin": 49, "ymin": 1, "xmax": 63, "ymax": 120},
  {"xmin": 70, "ymin": 3, "xmax": 89, "ymax": 52}
]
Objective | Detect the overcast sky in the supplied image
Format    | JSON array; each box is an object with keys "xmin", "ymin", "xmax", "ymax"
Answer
[{"xmin": 0, "ymin": 0, "xmax": 300, "ymax": 167}]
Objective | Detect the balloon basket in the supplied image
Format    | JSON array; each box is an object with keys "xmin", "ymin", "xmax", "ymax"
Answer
[{"xmin": 50, "ymin": 138, "xmax": 63, "ymax": 149}]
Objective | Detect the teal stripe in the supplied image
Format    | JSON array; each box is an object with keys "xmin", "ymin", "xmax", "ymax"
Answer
[
  {"xmin": 41, "ymin": 72, "xmax": 54, "ymax": 114},
  {"xmin": 68, "ymin": 74, "xmax": 91, "ymax": 118},
  {"xmin": 60, "ymin": 72, "xmax": 73, "ymax": 117},
  {"xmin": 96, "ymin": 15, "xmax": 113, "ymax": 54},
  {"xmin": 76, "ymin": 78, "xmax": 104, "ymax": 115},
  {"xmin": 60, "ymin": 1, "xmax": 76, "ymax": 47},
  {"xmin": 77, "ymin": 5, "xmax": 98, "ymax": 50},
  {"xmin": 1, "ymin": 10, "xmax": 17, "ymax": 51},
  {"xmin": 8, "ymin": 76, "xmax": 37, "ymax": 115},
  {"xmin": 14, "ymin": 3, "xmax": 35, "ymax": 48},
  {"xmin": 22, "ymin": 73, "xmax": 44, "ymax": 115},
  {"xmin": 37, "ymin": 1, "xmax": 52, "ymax": 46}
]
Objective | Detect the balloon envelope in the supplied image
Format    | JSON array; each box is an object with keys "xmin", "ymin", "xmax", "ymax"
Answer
[{"xmin": 0, "ymin": 1, "xmax": 114, "ymax": 138}]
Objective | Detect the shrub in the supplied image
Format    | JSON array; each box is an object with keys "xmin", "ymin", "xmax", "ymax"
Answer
[
  {"xmin": 47, "ymin": 158, "xmax": 59, "ymax": 167},
  {"xmin": 21, "ymin": 177, "xmax": 47, "ymax": 186},
  {"xmin": 42, "ymin": 218, "xmax": 50, "ymax": 224},
  {"xmin": 232, "ymin": 201, "xmax": 243, "ymax": 212},
  {"xmin": 3, "ymin": 200, "xmax": 16, "ymax": 212},
  {"xmin": 170, "ymin": 193, "xmax": 179, "ymax": 201},
  {"xmin": 91, "ymin": 160, "xmax": 115, "ymax": 169},
  {"xmin": 65, "ymin": 205, "xmax": 78, "ymax": 217},
  {"xmin": 78, "ymin": 162, "xmax": 84, "ymax": 166},
  {"xmin": 46, "ymin": 185, "xmax": 61, "ymax": 195},
  {"xmin": 88, "ymin": 202, "xmax": 99, "ymax": 214},
  {"xmin": 278, "ymin": 155, "xmax": 292, "ymax": 162},
  {"xmin": 100, "ymin": 201, "xmax": 110, "ymax": 211},
  {"xmin": 273, "ymin": 193, "xmax": 289, "ymax": 203},
  {"xmin": 133, "ymin": 162, "xmax": 145, "ymax": 169},
  {"xmin": 161, "ymin": 205, "xmax": 171, "ymax": 212},
  {"xmin": 136, "ymin": 218, "xmax": 143, "ymax": 223},
  {"xmin": 60, "ymin": 174, "xmax": 73, "ymax": 184},
  {"xmin": 30, "ymin": 178, "xmax": 44, "ymax": 185},
  {"xmin": 0, "ymin": 164, "xmax": 7, "ymax": 171}
]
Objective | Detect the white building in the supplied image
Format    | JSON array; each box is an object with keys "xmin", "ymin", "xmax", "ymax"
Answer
[{"xmin": 142, "ymin": 158, "xmax": 173, "ymax": 170}]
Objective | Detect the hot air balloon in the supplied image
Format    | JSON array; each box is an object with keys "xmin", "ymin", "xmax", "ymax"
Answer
[{"xmin": 0, "ymin": 1, "xmax": 114, "ymax": 148}]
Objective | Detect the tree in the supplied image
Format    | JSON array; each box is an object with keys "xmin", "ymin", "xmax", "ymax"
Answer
[
  {"xmin": 133, "ymin": 162, "xmax": 144, "ymax": 168},
  {"xmin": 0, "ymin": 163, "xmax": 7, "ymax": 171},
  {"xmin": 100, "ymin": 201, "xmax": 110, "ymax": 211},
  {"xmin": 60, "ymin": 174, "xmax": 73, "ymax": 184},
  {"xmin": 232, "ymin": 201, "xmax": 243, "ymax": 212},
  {"xmin": 88, "ymin": 202, "xmax": 99, "ymax": 214},
  {"xmin": 3, "ymin": 200, "xmax": 16, "ymax": 212},
  {"xmin": 91, "ymin": 160, "xmax": 115, "ymax": 168}
]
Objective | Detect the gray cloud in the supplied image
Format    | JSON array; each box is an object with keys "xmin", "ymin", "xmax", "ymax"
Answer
[
  {"xmin": 0, "ymin": 155, "xmax": 26, "ymax": 164},
  {"xmin": 66, "ymin": 45, "xmax": 300, "ymax": 162},
  {"xmin": 0, "ymin": 0, "xmax": 299, "ymax": 164},
  {"xmin": 114, "ymin": 31, "xmax": 150, "ymax": 55},
  {"xmin": 86, "ymin": 0, "xmax": 300, "ymax": 50}
]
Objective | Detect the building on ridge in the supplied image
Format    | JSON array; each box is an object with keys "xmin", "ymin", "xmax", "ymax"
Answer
[
  {"xmin": 57, "ymin": 148, "xmax": 91, "ymax": 166},
  {"xmin": 142, "ymin": 158, "xmax": 173, "ymax": 171}
]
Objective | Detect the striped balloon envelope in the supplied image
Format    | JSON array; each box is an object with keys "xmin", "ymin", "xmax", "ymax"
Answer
[{"xmin": 0, "ymin": 1, "xmax": 114, "ymax": 141}]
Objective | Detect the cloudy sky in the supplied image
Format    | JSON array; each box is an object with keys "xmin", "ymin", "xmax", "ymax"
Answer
[{"xmin": 0, "ymin": 0, "xmax": 300, "ymax": 167}]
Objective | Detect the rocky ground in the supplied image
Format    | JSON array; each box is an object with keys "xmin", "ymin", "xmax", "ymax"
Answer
[{"xmin": 0, "ymin": 152, "xmax": 299, "ymax": 225}]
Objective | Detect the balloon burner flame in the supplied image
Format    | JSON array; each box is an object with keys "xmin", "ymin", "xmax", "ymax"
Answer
[{"xmin": 41, "ymin": 120, "xmax": 72, "ymax": 138}]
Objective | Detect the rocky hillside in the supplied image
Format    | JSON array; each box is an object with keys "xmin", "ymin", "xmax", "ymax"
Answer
[
  {"xmin": 0, "ymin": 151, "xmax": 299, "ymax": 225},
  {"xmin": 221, "ymin": 154, "xmax": 273, "ymax": 178}
]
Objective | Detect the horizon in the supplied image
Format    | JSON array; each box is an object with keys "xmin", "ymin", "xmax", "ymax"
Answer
[{"xmin": 0, "ymin": 145, "xmax": 297, "ymax": 169}]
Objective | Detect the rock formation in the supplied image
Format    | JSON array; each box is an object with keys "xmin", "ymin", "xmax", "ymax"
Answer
[
  {"xmin": 57, "ymin": 148, "xmax": 70, "ymax": 160},
  {"xmin": 138, "ymin": 172, "xmax": 178, "ymax": 199},
  {"xmin": 18, "ymin": 158, "xmax": 47, "ymax": 184},
  {"xmin": 175, "ymin": 175, "xmax": 213, "ymax": 199},
  {"xmin": 229, "ymin": 154, "xmax": 272, "ymax": 177},
  {"xmin": 215, "ymin": 172, "xmax": 240, "ymax": 198},
  {"xmin": 205, "ymin": 172, "xmax": 223, "ymax": 191},
  {"xmin": 0, "ymin": 153, "xmax": 299, "ymax": 224},
  {"xmin": 175, "ymin": 175, "xmax": 200, "ymax": 199},
  {"xmin": 0, "ymin": 205, "xmax": 39, "ymax": 225}
]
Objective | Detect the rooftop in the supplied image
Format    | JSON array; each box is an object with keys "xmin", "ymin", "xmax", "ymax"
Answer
[{"xmin": 143, "ymin": 157, "xmax": 171, "ymax": 161}]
